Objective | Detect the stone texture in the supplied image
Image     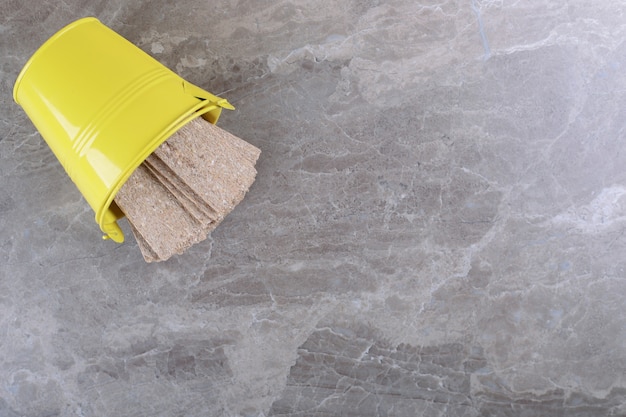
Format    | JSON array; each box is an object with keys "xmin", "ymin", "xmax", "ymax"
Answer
[{"xmin": 1, "ymin": 0, "xmax": 626, "ymax": 416}]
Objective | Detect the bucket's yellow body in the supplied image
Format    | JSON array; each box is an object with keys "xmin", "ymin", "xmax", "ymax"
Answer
[{"xmin": 13, "ymin": 17, "xmax": 234, "ymax": 242}]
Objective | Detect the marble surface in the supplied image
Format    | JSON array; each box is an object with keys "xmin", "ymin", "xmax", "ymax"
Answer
[{"xmin": 1, "ymin": 1, "xmax": 626, "ymax": 416}]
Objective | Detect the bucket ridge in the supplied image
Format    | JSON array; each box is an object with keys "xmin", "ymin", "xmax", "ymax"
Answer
[{"xmin": 73, "ymin": 67, "xmax": 171, "ymax": 156}]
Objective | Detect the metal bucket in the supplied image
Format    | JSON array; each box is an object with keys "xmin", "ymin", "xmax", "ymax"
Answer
[{"xmin": 13, "ymin": 17, "xmax": 234, "ymax": 242}]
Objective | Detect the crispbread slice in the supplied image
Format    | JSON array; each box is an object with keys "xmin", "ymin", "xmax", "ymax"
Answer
[
  {"xmin": 114, "ymin": 164, "xmax": 207, "ymax": 261},
  {"xmin": 114, "ymin": 117, "xmax": 260, "ymax": 262},
  {"xmin": 152, "ymin": 118, "xmax": 260, "ymax": 217},
  {"xmin": 143, "ymin": 153, "xmax": 218, "ymax": 224}
]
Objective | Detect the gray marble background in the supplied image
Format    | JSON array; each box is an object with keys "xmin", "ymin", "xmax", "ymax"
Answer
[{"xmin": 2, "ymin": 1, "xmax": 626, "ymax": 416}]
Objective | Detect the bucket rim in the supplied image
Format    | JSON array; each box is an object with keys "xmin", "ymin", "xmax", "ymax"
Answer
[{"xmin": 95, "ymin": 101, "xmax": 224, "ymax": 239}]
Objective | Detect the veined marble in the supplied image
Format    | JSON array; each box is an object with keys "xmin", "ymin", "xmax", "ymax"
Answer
[{"xmin": 1, "ymin": 1, "xmax": 625, "ymax": 416}]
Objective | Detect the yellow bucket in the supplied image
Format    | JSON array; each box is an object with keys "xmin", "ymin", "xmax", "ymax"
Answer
[{"xmin": 13, "ymin": 17, "xmax": 234, "ymax": 243}]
